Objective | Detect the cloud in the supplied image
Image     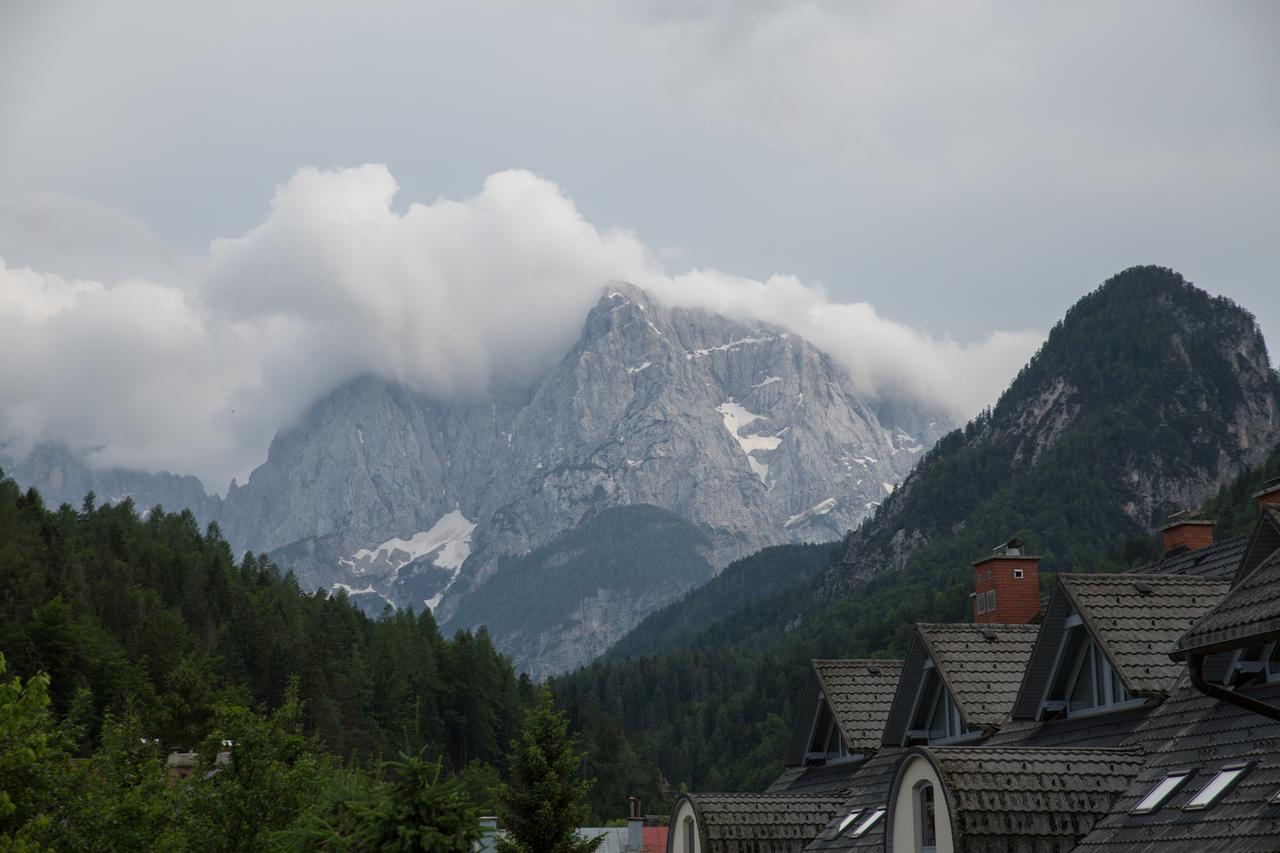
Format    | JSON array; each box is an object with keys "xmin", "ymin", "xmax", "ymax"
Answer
[
  {"xmin": 632, "ymin": 1, "xmax": 1280, "ymax": 191},
  {"xmin": 0, "ymin": 166, "xmax": 1041, "ymax": 491}
]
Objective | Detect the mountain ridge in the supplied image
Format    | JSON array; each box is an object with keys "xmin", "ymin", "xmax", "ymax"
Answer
[{"xmin": 1, "ymin": 282, "xmax": 951, "ymax": 675}]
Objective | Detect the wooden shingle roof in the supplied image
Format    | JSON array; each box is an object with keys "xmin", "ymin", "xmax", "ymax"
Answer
[
  {"xmin": 1172, "ymin": 548, "xmax": 1280, "ymax": 658},
  {"xmin": 905, "ymin": 746, "xmax": 1145, "ymax": 853},
  {"xmin": 804, "ymin": 748, "xmax": 905, "ymax": 852},
  {"xmin": 917, "ymin": 623, "xmax": 1039, "ymax": 728},
  {"xmin": 1058, "ymin": 573, "xmax": 1229, "ymax": 695},
  {"xmin": 677, "ymin": 793, "xmax": 846, "ymax": 853},
  {"xmin": 1140, "ymin": 532, "xmax": 1250, "ymax": 580},
  {"xmin": 811, "ymin": 659, "xmax": 903, "ymax": 754},
  {"xmin": 1075, "ymin": 680, "xmax": 1280, "ymax": 851}
]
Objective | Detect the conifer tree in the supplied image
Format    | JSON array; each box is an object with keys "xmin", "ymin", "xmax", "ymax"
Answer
[{"xmin": 498, "ymin": 688, "xmax": 602, "ymax": 853}]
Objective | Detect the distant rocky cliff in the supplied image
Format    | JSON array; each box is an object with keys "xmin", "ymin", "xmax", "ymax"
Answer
[{"xmin": 2, "ymin": 283, "xmax": 949, "ymax": 675}]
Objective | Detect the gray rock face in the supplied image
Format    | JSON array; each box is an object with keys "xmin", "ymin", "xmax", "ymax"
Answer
[
  {"xmin": 1, "ymin": 284, "xmax": 950, "ymax": 674},
  {"xmin": 0, "ymin": 441, "xmax": 221, "ymax": 522}
]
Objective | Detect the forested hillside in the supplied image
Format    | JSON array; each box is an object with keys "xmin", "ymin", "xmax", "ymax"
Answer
[
  {"xmin": 0, "ymin": 472, "xmax": 663, "ymax": 828},
  {"xmin": 603, "ymin": 542, "xmax": 835, "ymax": 661},
  {"xmin": 560, "ymin": 268, "xmax": 1280, "ymax": 793}
]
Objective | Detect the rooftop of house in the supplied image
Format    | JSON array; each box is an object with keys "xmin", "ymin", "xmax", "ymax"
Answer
[
  {"xmin": 1140, "ymin": 531, "xmax": 1249, "ymax": 580},
  {"xmin": 1173, "ymin": 548, "xmax": 1280, "ymax": 659},
  {"xmin": 1075, "ymin": 680, "xmax": 1280, "ymax": 851},
  {"xmin": 812, "ymin": 659, "xmax": 904, "ymax": 753},
  {"xmin": 910, "ymin": 745, "xmax": 1145, "ymax": 853},
  {"xmin": 678, "ymin": 497, "xmax": 1280, "ymax": 853},
  {"xmin": 803, "ymin": 749, "xmax": 905, "ymax": 852},
  {"xmin": 677, "ymin": 793, "xmax": 849, "ymax": 853},
  {"xmin": 917, "ymin": 622, "xmax": 1040, "ymax": 728}
]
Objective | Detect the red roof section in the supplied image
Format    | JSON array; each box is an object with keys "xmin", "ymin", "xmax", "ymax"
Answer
[{"xmin": 643, "ymin": 826, "xmax": 668, "ymax": 852}]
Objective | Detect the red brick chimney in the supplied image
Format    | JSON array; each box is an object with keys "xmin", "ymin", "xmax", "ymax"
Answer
[
  {"xmin": 1255, "ymin": 477, "xmax": 1280, "ymax": 513},
  {"xmin": 972, "ymin": 538, "xmax": 1040, "ymax": 625},
  {"xmin": 1160, "ymin": 510, "xmax": 1214, "ymax": 556}
]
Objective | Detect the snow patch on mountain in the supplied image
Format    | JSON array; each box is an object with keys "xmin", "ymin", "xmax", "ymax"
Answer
[
  {"xmin": 784, "ymin": 497, "xmax": 839, "ymax": 528},
  {"xmin": 340, "ymin": 510, "xmax": 476, "ymax": 576},
  {"xmin": 717, "ymin": 400, "xmax": 782, "ymax": 482}
]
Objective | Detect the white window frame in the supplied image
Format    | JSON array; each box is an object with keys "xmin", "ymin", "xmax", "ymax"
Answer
[{"xmin": 985, "ymin": 589, "xmax": 996, "ymax": 612}]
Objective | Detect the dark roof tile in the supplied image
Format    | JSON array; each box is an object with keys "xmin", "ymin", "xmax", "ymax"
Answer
[
  {"xmin": 804, "ymin": 749, "xmax": 905, "ymax": 852},
  {"xmin": 681, "ymin": 793, "xmax": 847, "ymax": 853},
  {"xmin": 916, "ymin": 623, "xmax": 1039, "ymax": 728},
  {"xmin": 1075, "ymin": 681, "xmax": 1280, "ymax": 851},
  {"xmin": 1173, "ymin": 549, "xmax": 1280, "ymax": 658},
  {"xmin": 917, "ymin": 746, "xmax": 1145, "ymax": 853},
  {"xmin": 1059, "ymin": 573, "xmax": 1229, "ymax": 694},
  {"xmin": 1140, "ymin": 533, "xmax": 1250, "ymax": 581},
  {"xmin": 811, "ymin": 659, "xmax": 904, "ymax": 753}
]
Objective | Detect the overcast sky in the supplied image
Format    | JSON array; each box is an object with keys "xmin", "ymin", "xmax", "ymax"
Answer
[{"xmin": 0, "ymin": 1, "xmax": 1276, "ymax": 488}]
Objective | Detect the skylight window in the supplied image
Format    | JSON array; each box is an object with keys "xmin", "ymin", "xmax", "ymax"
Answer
[
  {"xmin": 1131, "ymin": 772, "xmax": 1191, "ymax": 814},
  {"xmin": 1185, "ymin": 763, "xmax": 1252, "ymax": 810},
  {"xmin": 835, "ymin": 811, "xmax": 862, "ymax": 833},
  {"xmin": 848, "ymin": 808, "xmax": 885, "ymax": 837}
]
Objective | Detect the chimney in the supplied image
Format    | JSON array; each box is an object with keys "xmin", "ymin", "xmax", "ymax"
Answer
[
  {"xmin": 972, "ymin": 538, "xmax": 1040, "ymax": 625},
  {"xmin": 1160, "ymin": 510, "xmax": 1215, "ymax": 555},
  {"xmin": 1255, "ymin": 476, "xmax": 1280, "ymax": 512},
  {"xmin": 628, "ymin": 797, "xmax": 644, "ymax": 852},
  {"xmin": 479, "ymin": 817, "xmax": 498, "ymax": 853}
]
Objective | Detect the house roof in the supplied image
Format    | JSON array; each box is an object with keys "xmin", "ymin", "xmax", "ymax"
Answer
[
  {"xmin": 676, "ymin": 793, "xmax": 847, "ymax": 853},
  {"xmin": 1233, "ymin": 505, "xmax": 1280, "ymax": 585},
  {"xmin": 1075, "ymin": 680, "xmax": 1280, "ymax": 851},
  {"xmin": 1172, "ymin": 548, "xmax": 1280, "ymax": 658},
  {"xmin": 903, "ymin": 746, "xmax": 1145, "ymax": 853},
  {"xmin": 766, "ymin": 761, "xmax": 865, "ymax": 795},
  {"xmin": 916, "ymin": 623, "xmax": 1040, "ymax": 728},
  {"xmin": 1058, "ymin": 573, "xmax": 1229, "ymax": 695},
  {"xmin": 810, "ymin": 659, "xmax": 903, "ymax": 754},
  {"xmin": 804, "ymin": 748, "xmax": 906, "ymax": 852},
  {"xmin": 1140, "ymin": 532, "xmax": 1250, "ymax": 581}
]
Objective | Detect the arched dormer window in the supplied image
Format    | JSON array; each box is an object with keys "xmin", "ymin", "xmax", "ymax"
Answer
[
  {"xmin": 683, "ymin": 816, "xmax": 696, "ymax": 853},
  {"xmin": 914, "ymin": 781, "xmax": 938, "ymax": 853},
  {"xmin": 1040, "ymin": 613, "xmax": 1141, "ymax": 718},
  {"xmin": 805, "ymin": 697, "xmax": 850, "ymax": 763}
]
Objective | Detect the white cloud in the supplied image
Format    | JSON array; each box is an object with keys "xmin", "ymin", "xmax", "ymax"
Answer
[{"xmin": 0, "ymin": 166, "xmax": 1040, "ymax": 491}]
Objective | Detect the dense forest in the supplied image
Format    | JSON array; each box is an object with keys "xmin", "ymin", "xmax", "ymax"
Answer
[{"xmin": 0, "ymin": 471, "xmax": 664, "ymax": 846}]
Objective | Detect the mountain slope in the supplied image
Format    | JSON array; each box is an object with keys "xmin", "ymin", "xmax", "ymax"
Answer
[
  {"xmin": 445, "ymin": 504, "xmax": 715, "ymax": 677},
  {"xmin": 825, "ymin": 264, "xmax": 1280, "ymax": 595},
  {"xmin": 2, "ymin": 284, "xmax": 949, "ymax": 676},
  {"xmin": 602, "ymin": 541, "xmax": 836, "ymax": 662},
  {"xmin": 558, "ymin": 266, "xmax": 1280, "ymax": 791}
]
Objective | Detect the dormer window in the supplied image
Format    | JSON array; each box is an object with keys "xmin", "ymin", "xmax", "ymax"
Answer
[
  {"xmin": 906, "ymin": 659, "xmax": 977, "ymax": 744},
  {"xmin": 806, "ymin": 697, "xmax": 849, "ymax": 764},
  {"xmin": 1040, "ymin": 614, "xmax": 1141, "ymax": 718}
]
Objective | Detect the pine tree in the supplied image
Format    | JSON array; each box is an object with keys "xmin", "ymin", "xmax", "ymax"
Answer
[{"xmin": 498, "ymin": 688, "xmax": 602, "ymax": 853}]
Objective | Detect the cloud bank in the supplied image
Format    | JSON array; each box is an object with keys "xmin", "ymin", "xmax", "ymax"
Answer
[{"xmin": 0, "ymin": 166, "xmax": 1042, "ymax": 490}]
